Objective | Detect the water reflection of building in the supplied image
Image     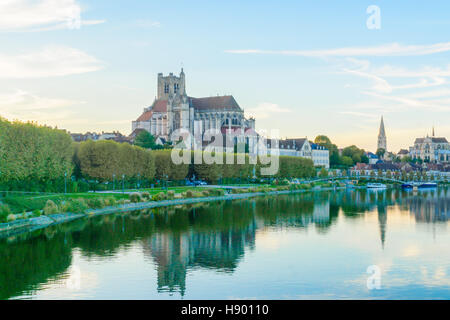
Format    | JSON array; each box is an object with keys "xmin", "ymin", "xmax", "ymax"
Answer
[
  {"xmin": 377, "ymin": 206, "xmax": 387, "ymax": 249},
  {"xmin": 313, "ymin": 201, "xmax": 330, "ymax": 224},
  {"xmin": 403, "ymin": 190, "xmax": 450, "ymax": 223},
  {"xmin": 143, "ymin": 224, "xmax": 256, "ymax": 296}
]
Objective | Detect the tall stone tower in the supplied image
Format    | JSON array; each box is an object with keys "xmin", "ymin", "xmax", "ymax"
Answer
[
  {"xmin": 157, "ymin": 69, "xmax": 186, "ymax": 100},
  {"xmin": 157, "ymin": 69, "xmax": 191, "ymax": 137},
  {"xmin": 377, "ymin": 116, "xmax": 387, "ymax": 151}
]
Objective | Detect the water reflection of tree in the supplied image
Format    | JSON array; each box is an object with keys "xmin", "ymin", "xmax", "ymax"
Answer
[{"xmin": 0, "ymin": 229, "xmax": 72, "ymax": 300}]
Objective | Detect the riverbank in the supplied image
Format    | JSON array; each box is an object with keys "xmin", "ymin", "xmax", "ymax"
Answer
[{"xmin": 0, "ymin": 186, "xmax": 344, "ymax": 239}]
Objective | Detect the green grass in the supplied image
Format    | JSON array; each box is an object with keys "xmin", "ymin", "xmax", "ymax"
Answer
[{"xmin": 1, "ymin": 193, "xmax": 129, "ymax": 214}]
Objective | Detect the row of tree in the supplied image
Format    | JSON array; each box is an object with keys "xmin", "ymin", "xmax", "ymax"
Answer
[
  {"xmin": 0, "ymin": 119, "xmax": 73, "ymax": 191},
  {"xmin": 0, "ymin": 119, "xmax": 317, "ymax": 191},
  {"xmin": 75, "ymin": 145, "xmax": 316, "ymax": 183}
]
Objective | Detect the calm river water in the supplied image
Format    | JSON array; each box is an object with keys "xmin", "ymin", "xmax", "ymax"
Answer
[{"xmin": 1, "ymin": 188, "xmax": 449, "ymax": 300}]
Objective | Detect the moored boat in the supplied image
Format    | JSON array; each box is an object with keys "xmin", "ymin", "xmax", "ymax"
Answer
[
  {"xmin": 419, "ymin": 182, "xmax": 437, "ymax": 189},
  {"xmin": 367, "ymin": 183, "xmax": 387, "ymax": 189}
]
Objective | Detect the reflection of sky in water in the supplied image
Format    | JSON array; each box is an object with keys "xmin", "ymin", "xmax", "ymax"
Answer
[{"xmin": 4, "ymin": 188, "xmax": 450, "ymax": 300}]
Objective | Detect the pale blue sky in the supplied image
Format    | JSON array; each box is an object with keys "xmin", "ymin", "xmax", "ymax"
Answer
[{"xmin": 1, "ymin": 0, "xmax": 450, "ymax": 151}]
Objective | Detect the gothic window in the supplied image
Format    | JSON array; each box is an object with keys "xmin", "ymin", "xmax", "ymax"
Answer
[
  {"xmin": 174, "ymin": 112, "xmax": 181, "ymax": 129},
  {"xmin": 174, "ymin": 84, "xmax": 179, "ymax": 94},
  {"xmin": 164, "ymin": 83, "xmax": 169, "ymax": 94}
]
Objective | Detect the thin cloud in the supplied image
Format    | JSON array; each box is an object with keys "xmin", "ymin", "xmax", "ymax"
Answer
[
  {"xmin": 226, "ymin": 42, "xmax": 450, "ymax": 57},
  {"xmin": 0, "ymin": 46, "xmax": 104, "ymax": 78},
  {"xmin": 0, "ymin": 90, "xmax": 79, "ymax": 122},
  {"xmin": 0, "ymin": 0, "xmax": 105, "ymax": 32},
  {"xmin": 245, "ymin": 103, "xmax": 290, "ymax": 119},
  {"xmin": 135, "ymin": 19, "xmax": 161, "ymax": 28}
]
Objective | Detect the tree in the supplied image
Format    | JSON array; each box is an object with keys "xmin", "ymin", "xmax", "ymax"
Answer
[
  {"xmin": 342, "ymin": 145, "xmax": 367, "ymax": 165},
  {"xmin": 376, "ymin": 148, "xmax": 386, "ymax": 159},
  {"xmin": 318, "ymin": 167, "xmax": 328, "ymax": 178},
  {"xmin": 134, "ymin": 130, "xmax": 156, "ymax": 149},
  {"xmin": 340, "ymin": 156, "xmax": 353, "ymax": 167},
  {"xmin": 386, "ymin": 170, "xmax": 392, "ymax": 179},
  {"xmin": 0, "ymin": 118, "xmax": 73, "ymax": 191},
  {"xmin": 314, "ymin": 135, "xmax": 339, "ymax": 167}
]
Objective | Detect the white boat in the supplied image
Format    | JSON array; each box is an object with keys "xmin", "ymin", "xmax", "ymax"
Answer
[{"xmin": 367, "ymin": 183, "xmax": 387, "ymax": 189}]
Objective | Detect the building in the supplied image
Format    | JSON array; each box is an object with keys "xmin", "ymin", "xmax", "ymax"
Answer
[
  {"xmin": 132, "ymin": 69, "xmax": 256, "ymax": 145},
  {"xmin": 311, "ymin": 143, "xmax": 330, "ymax": 169},
  {"xmin": 70, "ymin": 131, "xmax": 130, "ymax": 143},
  {"xmin": 271, "ymin": 138, "xmax": 330, "ymax": 168},
  {"xmin": 367, "ymin": 152, "xmax": 379, "ymax": 165},
  {"xmin": 409, "ymin": 129, "xmax": 450, "ymax": 163},
  {"xmin": 377, "ymin": 116, "xmax": 387, "ymax": 152},
  {"xmin": 397, "ymin": 149, "xmax": 409, "ymax": 159}
]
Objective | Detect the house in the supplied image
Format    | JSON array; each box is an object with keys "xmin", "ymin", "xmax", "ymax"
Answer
[
  {"xmin": 367, "ymin": 152, "xmax": 379, "ymax": 165},
  {"xmin": 311, "ymin": 143, "xmax": 330, "ymax": 169},
  {"xmin": 397, "ymin": 149, "xmax": 409, "ymax": 159},
  {"xmin": 269, "ymin": 138, "xmax": 329, "ymax": 168}
]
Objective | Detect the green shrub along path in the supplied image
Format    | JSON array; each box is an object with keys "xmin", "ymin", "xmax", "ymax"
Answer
[{"xmin": 0, "ymin": 183, "xmax": 344, "ymax": 234}]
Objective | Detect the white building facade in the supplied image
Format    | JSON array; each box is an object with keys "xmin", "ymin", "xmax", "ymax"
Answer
[
  {"xmin": 409, "ymin": 135, "xmax": 450, "ymax": 163},
  {"xmin": 271, "ymin": 138, "xmax": 330, "ymax": 168}
]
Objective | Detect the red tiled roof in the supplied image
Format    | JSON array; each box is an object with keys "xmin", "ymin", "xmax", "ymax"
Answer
[
  {"xmin": 136, "ymin": 99, "xmax": 168, "ymax": 121},
  {"xmin": 190, "ymin": 95, "xmax": 241, "ymax": 111},
  {"xmin": 136, "ymin": 110, "xmax": 152, "ymax": 121},
  {"xmin": 153, "ymin": 100, "xmax": 168, "ymax": 112}
]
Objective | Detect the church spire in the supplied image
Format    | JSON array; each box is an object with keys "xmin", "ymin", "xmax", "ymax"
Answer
[
  {"xmin": 432, "ymin": 126, "xmax": 435, "ymax": 137},
  {"xmin": 377, "ymin": 116, "xmax": 387, "ymax": 152},
  {"xmin": 379, "ymin": 116, "xmax": 385, "ymax": 136}
]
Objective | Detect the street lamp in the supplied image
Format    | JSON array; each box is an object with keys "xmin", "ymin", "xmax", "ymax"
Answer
[
  {"xmin": 113, "ymin": 173, "xmax": 116, "ymax": 191},
  {"xmin": 163, "ymin": 174, "xmax": 168, "ymax": 191},
  {"xmin": 137, "ymin": 173, "xmax": 141, "ymax": 190},
  {"xmin": 122, "ymin": 174, "xmax": 125, "ymax": 193},
  {"xmin": 64, "ymin": 171, "xmax": 67, "ymax": 194}
]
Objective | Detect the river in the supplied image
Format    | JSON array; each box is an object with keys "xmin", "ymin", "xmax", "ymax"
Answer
[{"xmin": 1, "ymin": 188, "xmax": 449, "ymax": 299}]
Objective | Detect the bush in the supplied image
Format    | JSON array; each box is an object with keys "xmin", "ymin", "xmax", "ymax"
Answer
[
  {"xmin": 103, "ymin": 197, "xmax": 117, "ymax": 207},
  {"xmin": 7, "ymin": 214, "xmax": 16, "ymax": 222},
  {"xmin": 167, "ymin": 190, "xmax": 175, "ymax": 199},
  {"xmin": 186, "ymin": 190, "xmax": 195, "ymax": 198},
  {"xmin": 208, "ymin": 188, "xmax": 225, "ymax": 196},
  {"xmin": 129, "ymin": 193, "xmax": 142, "ymax": 203},
  {"xmin": 0, "ymin": 204, "xmax": 12, "ymax": 222},
  {"xmin": 66, "ymin": 198, "xmax": 89, "ymax": 213},
  {"xmin": 87, "ymin": 198, "xmax": 106, "ymax": 209},
  {"xmin": 32, "ymin": 209, "xmax": 42, "ymax": 217},
  {"xmin": 152, "ymin": 192, "xmax": 167, "ymax": 201},
  {"xmin": 141, "ymin": 192, "xmax": 151, "ymax": 200},
  {"xmin": 43, "ymin": 200, "xmax": 59, "ymax": 215}
]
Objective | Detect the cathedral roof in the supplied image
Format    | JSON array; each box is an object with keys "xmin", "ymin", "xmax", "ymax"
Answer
[
  {"xmin": 153, "ymin": 99, "xmax": 168, "ymax": 112},
  {"xmin": 189, "ymin": 95, "xmax": 241, "ymax": 112},
  {"xmin": 136, "ymin": 110, "xmax": 153, "ymax": 121},
  {"xmin": 414, "ymin": 137, "xmax": 448, "ymax": 144}
]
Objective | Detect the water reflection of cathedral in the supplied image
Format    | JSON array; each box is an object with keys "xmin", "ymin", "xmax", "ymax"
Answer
[
  {"xmin": 403, "ymin": 190, "xmax": 450, "ymax": 223},
  {"xmin": 142, "ymin": 224, "xmax": 257, "ymax": 296}
]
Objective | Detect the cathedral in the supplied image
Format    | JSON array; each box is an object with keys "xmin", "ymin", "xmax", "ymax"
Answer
[{"xmin": 132, "ymin": 69, "xmax": 255, "ymax": 143}]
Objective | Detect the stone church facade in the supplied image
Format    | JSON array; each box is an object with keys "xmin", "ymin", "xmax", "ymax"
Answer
[{"xmin": 132, "ymin": 70, "xmax": 256, "ymax": 144}]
